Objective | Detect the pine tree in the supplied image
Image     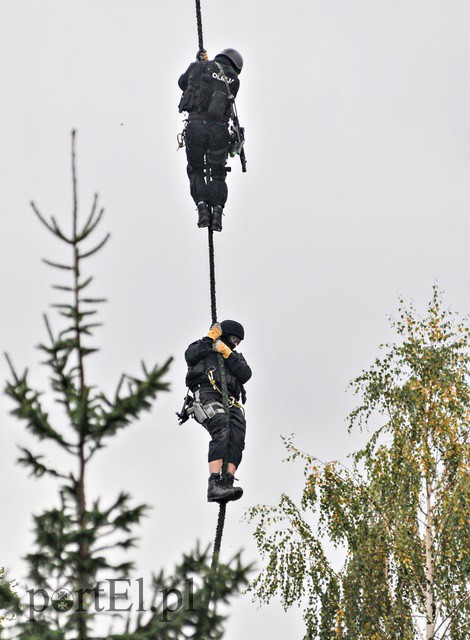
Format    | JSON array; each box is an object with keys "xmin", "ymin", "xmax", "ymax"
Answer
[
  {"xmin": 109, "ymin": 543, "xmax": 253, "ymax": 640},
  {"xmin": 247, "ymin": 288, "xmax": 470, "ymax": 640},
  {"xmin": 0, "ymin": 568, "xmax": 20, "ymax": 630},
  {"xmin": 4, "ymin": 132, "xmax": 172, "ymax": 639},
  {"xmin": 5, "ymin": 132, "xmax": 253, "ymax": 640}
]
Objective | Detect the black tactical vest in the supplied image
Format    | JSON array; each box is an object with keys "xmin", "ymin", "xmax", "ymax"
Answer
[
  {"xmin": 178, "ymin": 61, "xmax": 233, "ymax": 120},
  {"xmin": 185, "ymin": 350, "xmax": 242, "ymax": 399}
]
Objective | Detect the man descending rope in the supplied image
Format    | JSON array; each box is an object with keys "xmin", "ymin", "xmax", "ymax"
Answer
[
  {"xmin": 178, "ymin": 48, "xmax": 244, "ymax": 232},
  {"xmin": 184, "ymin": 320, "xmax": 252, "ymax": 502}
]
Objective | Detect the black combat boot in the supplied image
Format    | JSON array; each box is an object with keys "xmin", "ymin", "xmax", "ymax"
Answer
[
  {"xmin": 207, "ymin": 473, "xmax": 237, "ymax": 503},
  {"xmin": 197, "ymin": 202, "xmax": 210, "ymax": 228},
  {"xmin": 226, "ymin": 472, "xmax": 243, "ymax": 501},
  {"xmin": 211, "ymin": 205, "xmax": 223, "ymax": 232}
]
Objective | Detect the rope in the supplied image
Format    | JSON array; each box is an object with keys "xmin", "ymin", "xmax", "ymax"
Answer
[
  {"xmin": 194, "ymin": 168, "xmax": 232, "ymax": 637},
  {"xmin": 191, "ymin": 5, "xmax": 232, "ymax": 633},
  {"xmin": 195, "ymin": 0, "xmax": 204, "ymax": 51},
  {"xmin": 208, "ymin": 216, "xmax": 230, "ymax": 531},
  {"xmin": 208, "ymin": 227, "xmax": 217, "ymax": 325}
]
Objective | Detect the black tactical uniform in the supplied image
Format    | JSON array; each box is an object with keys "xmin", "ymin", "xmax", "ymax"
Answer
[
  {"xmin": 178, "ymin": 50, "xmax": 242, "ymax": 230},
  {"xmin": 185, "ymin": 336, "xmax": 251, "ymax": 468}
]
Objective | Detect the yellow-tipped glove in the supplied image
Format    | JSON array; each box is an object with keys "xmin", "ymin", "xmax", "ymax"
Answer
[
  {"xmin": 207, "ymin": 322, "xmax": 222, "ymax": 341},
  {"xmin": 214, "ymin": 339, "xmax": 232, "ymax": 359},
  {"xmin": 196, "ymin": 49, "xmax": 209, "ymax": 61}
]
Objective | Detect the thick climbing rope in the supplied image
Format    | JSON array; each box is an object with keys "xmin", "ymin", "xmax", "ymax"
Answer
[
  {"xmin": 208, "ymin": 223, "xmax": 231, "ymax": 554},
  {"xmin": 195, "ymin": 189, "xmax": 232, "ymax": 640},
  {"xmin": 193, "ymin": 205, "xmax": 232, "ymax": 640},
  {"xmin": 195, "ymin": 0, "xmax": 204, "ymax": 51},
  {"xmin": 194, "ymin": 212, "xmax": 230, "ymax": 640},
  {"xmin": 192, "ymin": 3, "xmax": 234, "ymax": 634}
]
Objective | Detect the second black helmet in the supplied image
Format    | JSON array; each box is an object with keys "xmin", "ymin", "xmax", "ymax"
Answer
[{"xmin": 220, "ymin": 319, "xmax": 245, "ymax": 341}]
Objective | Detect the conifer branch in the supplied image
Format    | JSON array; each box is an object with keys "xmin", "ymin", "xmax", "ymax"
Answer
[
  {"xmin": 17, "ymin": 447, "xmax": 68, "ymax": 480},
  {"xmin": 79, "ymin": 193, "xmax": 98, "ymax": 234},
  {"xmin": 50, "ymin": 216, "xmax": 73, "ymax": 243},
  {"xmin": 5, "ymin": 355, "xmax": 75, "ymax": 452},
  {"xmin": 30, "ymin": 201, "xmax": 57, "ymax": 235},
  {"xmin": 79, "ymin": 201, "xmax": 105, "ymax": 241},
  {"xmin": 79, "ymin": 233, "xmax": 111, "ymax": 259},
  {"xmin": 4, "ymin": 352, "xmax": 19, "ymax": 384},
  {"xmin": 52, "ymin": 284, "xmax": 75, "ymax": 292},
  {"xmin": 80, "ymin": 298, "xmax": 107, "ymax": 304},
  {"xmin": 42, "ymin": 258, "xmax": 74, "ymax": 271}
]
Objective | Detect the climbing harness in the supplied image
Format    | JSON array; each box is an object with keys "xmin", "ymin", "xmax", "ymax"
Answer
[
  {"xmin": 175, "ymin": 387, "xmax": 227, "ymax": 426},
  {"xmin": 207, "ymin": 368, "xmax": 245, "ymax": 414},
  {"xmin": 175, "ymin": 365, "xmax": 245, "ymax": 426},
  {"xmin": 176, "ymin": 128, "xmax": 186, "ymax": 150},
  {"xmin": 193, "ymin": 393, "xmax": 226, "ymax": 423}
]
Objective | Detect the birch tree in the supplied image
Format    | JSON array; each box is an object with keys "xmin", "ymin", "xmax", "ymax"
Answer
[{"xmin": 247, "ymin": 289, "xmax": 469, "ymax": 639}]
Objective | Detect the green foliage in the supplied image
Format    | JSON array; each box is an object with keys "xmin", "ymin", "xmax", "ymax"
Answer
[
  {"xmin": 247, "ymin": 288, "xmax": 470, "ymax": 639},
  {"xmin": 0, "ymin": 568, "xmax": 20, "ymax": 629},
  {"xmin": 4, "ymin": 132, "xmax": 172, "ymax": 639},
  {"xmin": 10, "ymin": 621, "xmax": 66, "ymax": 640},
  {"xmin": 10, "ymin": 544, "xmax": 252, "ymax": 640},
  {"xmin": 109, "ymin": 543, "xmax": 253, "ymax": 640}
]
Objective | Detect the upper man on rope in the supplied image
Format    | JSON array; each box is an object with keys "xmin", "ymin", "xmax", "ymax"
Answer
[
  {"xmin": 178, "ymin": 48, "xmax": 243, "ymax": 232},
  {"xmin": 184, "ymin": 320, "xmax": 251, "ymax": 502}
]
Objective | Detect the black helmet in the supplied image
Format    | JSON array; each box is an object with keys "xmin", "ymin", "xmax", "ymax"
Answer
[
  {"xmin": 217, "ymin": 48, "xmax": 243, "ymax": 73},
  {"xmin": 220, "ymin": 319, "xmax": 245, "ymax": 341}
]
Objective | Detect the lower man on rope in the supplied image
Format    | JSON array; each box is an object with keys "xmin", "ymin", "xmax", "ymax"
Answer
[
  {"xmin": 178, "ymin": 48, "xmax": 243, "ymax": 232},
  {"xmin": 184, "ymin": 320, "xmax": 252, "ymax": 502}
]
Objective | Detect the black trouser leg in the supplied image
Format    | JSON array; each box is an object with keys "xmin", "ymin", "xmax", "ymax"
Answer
[
  {"xmin": 205, "ymin": 405, "xmax": 246, "ymax": 468},
  {"xmin": 185, "ymin": 121, "xmax": 208, "ymax": 204},
  {"xmin": 207, "ymin": 162, "xmax": 228, "ymax": 207},
  {"xmin": 226, "ymin": 406, "xmax": 246, "ymax": 468},
  {"xmin": 207, "ymin": 123, "xmax": 230, "ymax": 207},
  {"xmin": 185, "ymin": 120, "xmax": 230, "ymax": 207},
  {"xmin": 187, "ymin": 165, "xmax": 207, "ymax": 205},
  {"xmin": 206, "ymin": 413, "xmax": 231, "ymax": 463}
]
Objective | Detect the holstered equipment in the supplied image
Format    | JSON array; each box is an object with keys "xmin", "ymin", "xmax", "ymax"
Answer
[{"xmin": 176, "ymin": 388, "xmax": 225, "ymax": 427}]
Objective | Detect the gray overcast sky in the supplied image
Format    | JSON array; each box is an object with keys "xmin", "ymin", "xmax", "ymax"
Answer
[{"xmin": 1, "ymin": 0, "xmax": 470, "ymax": 637}]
